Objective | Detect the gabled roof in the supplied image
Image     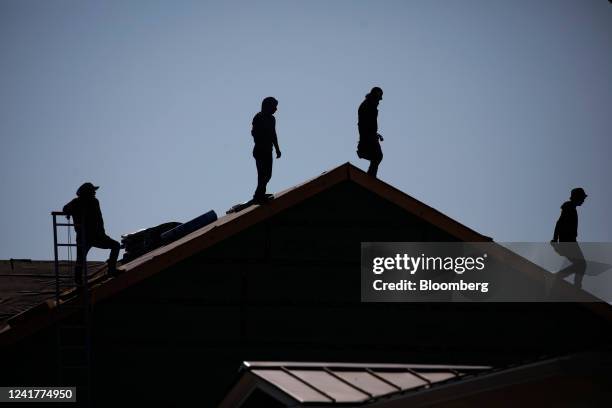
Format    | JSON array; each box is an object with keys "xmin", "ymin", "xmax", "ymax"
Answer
[
  {"xmin": 220, "ymin": 353, "xmax": 610, "ymax": 407},
  {"xmin": 1, "ymin": 162, "xmax": 609, "ymax": 347},
  {"xmin": 219, "ymin": 361, "xmax": 492, "ymax": 407},
  {"xmin": 98, "ymin": 162, "xmax": 492, "ymax": 300}
]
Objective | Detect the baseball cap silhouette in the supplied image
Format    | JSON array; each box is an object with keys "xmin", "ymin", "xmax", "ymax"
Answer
[{"xmin": 76, "ymin": 182, "xmax": 99, "ymax": 197}]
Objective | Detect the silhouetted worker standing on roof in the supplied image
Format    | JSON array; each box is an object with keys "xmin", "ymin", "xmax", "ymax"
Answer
[
  {"xmin": 63, "ymin": 182, "xmax": 120, "ymax": 285},
  {"xmin": 251, "ymin": 97, "xmax": 281, "ymax": 202},
  {"xmin": 551, "ymin": 187, "xmax": 588, "ymax": 288},
  {"xmin": 357, "ymin": 87, "xmax": 384, "ymax": 177}
]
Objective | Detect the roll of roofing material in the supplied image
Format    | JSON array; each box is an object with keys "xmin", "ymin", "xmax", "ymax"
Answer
[{"xmin": 160, "ymin": 210, "xmax": 218, "ymax": 244}]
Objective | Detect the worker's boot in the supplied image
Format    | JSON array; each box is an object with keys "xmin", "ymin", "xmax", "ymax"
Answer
[{"xmin": 107, "ymin": 261, "xmax": 119, "ymax": 278}]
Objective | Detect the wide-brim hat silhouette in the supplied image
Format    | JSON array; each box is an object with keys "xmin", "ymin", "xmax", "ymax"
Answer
[{"xmin": 76, "ymin": 182, "xmax": 99, "ymax": 196}]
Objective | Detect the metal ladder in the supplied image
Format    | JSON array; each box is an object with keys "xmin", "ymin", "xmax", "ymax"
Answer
[{"xmin": 52, "ymin": 211, "xmax": 92, "ymax": 407}]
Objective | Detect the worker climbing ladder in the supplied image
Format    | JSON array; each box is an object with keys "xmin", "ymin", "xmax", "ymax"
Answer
[{"xmin": 51, "ymin": 211, "xmax": 92, "ymax": 407}]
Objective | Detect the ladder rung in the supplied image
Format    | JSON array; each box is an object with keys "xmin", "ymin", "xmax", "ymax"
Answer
[
  {"xmin": 57, "ymin": 243, "xmax": 78, "ymax": 247},
  {"xmin": 55, "ymin": 223, "xmax": 75, "ymax": 227}
]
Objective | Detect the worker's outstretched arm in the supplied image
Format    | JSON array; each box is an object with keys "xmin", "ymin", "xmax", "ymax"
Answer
[{"xmin": 63, "ymin": 198, "xmax": 77, "ymax": 219}]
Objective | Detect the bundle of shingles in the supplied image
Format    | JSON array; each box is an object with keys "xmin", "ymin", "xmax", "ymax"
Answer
[
  {"xmin": 121, "ymin": 222, "xmax": 181, "ymax": 263},
  {"xmin": 121, "ymin": 210, "xmax": 219, "ymax": 263}
]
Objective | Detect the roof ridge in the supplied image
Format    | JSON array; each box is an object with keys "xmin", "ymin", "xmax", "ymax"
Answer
[{"xmin": 2, "ymin": 162, "xmax": 608, "ymax": 347}]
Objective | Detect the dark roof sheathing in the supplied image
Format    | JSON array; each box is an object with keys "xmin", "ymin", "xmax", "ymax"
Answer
[{"xmin": 0, "ymin": 260, "xmax": 103, "ymax": 323}]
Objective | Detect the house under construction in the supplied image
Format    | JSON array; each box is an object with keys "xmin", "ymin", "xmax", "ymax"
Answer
[{"xmin": 1, "ymin": 163, "xmax": 611, "ymax": 407}]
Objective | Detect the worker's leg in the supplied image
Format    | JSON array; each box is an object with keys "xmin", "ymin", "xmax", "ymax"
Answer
[
  {"xmin": 367, "ymin": 142, "xmax": 383, "ymax": 178},
  {"xmin": 91, "ymin": 235, "xmax": 121, "ymax": 275},
  {"xmin": 556, "ymin": 244, "xmax": 586, "ymax": 289},
  {"xmin": 74, "ymin": 235, "xmax": 91, "ymax": 285},
  {"xmin": 254, "ymin": 155, "xmax": 265, "ymax": 200},
  {"xmin": 263, "ymin": 152, "xmax": 273, "ymax": 188},
  {"xmin": 253, "ymin": 151, "xmax": 273, "ymax": 201},
  {"xmin": 367, "ymin": 160, "xmax": 379, "ymax": 177}
]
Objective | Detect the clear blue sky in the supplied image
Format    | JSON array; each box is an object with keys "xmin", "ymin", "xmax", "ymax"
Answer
[{"xmin": 1, "ymin": 0, "xmax": 611, "ymax": 260}]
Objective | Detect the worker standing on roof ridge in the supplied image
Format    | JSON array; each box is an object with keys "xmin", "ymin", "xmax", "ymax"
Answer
[
  {"xmin": 551, "ymin": 187, "xmax": 588, "ymax": 288},
  {"xmin": 251, "ymin": 96, "xmax": 281, "ymax": 203},
  {"xmin": 357, "ymin": 86, "xmax": 384, "ymax": 178},
  {"xmin": 63, "ymin": 182, "xmax": 120, "ymax": 285}
]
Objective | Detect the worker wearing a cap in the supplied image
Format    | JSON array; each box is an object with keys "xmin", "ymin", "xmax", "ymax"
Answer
[
  {"xmin": 63, "ymin": 182, "xmax": 120, "ymax": 284},
  {"xmin": 357, "ymin": 87, "xmax": 384, "ymax": 178},
  {"xmin": 552, "ymin": 187, "xmax": 588, "ymax": 243},
  {"xmin": 551, "ymin": 187, "xmax": 588, "ymax": 289}
]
